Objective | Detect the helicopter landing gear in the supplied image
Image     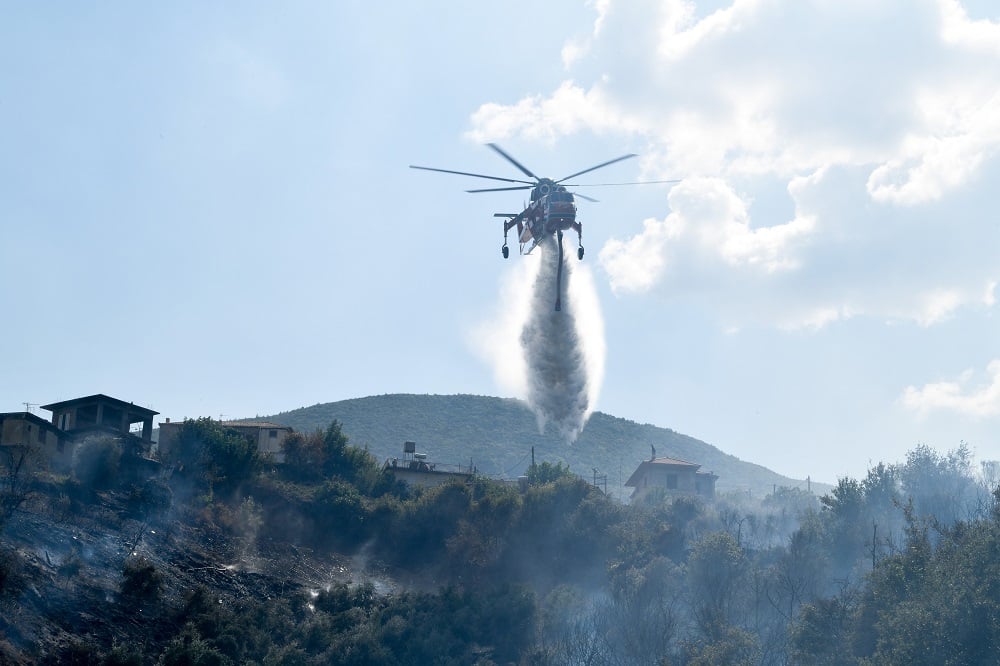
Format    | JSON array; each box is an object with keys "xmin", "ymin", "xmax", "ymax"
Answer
[
  {"xmin": 577, "ymin": 246, "xmax": 584, "ymax": 260},
  {"xmin": 502, "ymin": 244, "xmax": 509, "ymax": 259}
]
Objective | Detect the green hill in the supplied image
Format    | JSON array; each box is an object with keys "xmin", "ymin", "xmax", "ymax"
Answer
[{"xmin": 263, "ymin": 394, "xmax": 823, "ymax": 500}]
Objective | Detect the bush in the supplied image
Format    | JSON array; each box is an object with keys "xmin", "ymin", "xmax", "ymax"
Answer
[
  {"xmin": 73, "ymin": 436, "xmax": 122, "ymax": 491},
  {"xmin": 309, "ymin": 481, "xmax": 367, "ymax": 549},
  {"xmin": 165, "ymin": 418, "xmax": 261, "ymax": 495},
  {"xmin": 126, "ymin": 478, "xmax": 172, "ymax": 519},
  {"xmin": 120, "ymin": 555, "xmax": 163, "ymax": 605}
]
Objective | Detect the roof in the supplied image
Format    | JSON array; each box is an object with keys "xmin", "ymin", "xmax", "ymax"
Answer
[
  {"xmin": 0, "ymin": 411, "xmax": 64, "ymax": 432},
  {"xmin": 41, "ymin": 394, "xmax": 159, "ymax": 417},
  {"xmin": 159, "ymin": 420, "xmax": 291, "ymax": 431},
  {"xmin": 219, "ymin": 421, "xmax": 292, "ymax": 430},
  {"xmin": 625, "ymin": 456, "xmax": 703, "ymax": 487}
]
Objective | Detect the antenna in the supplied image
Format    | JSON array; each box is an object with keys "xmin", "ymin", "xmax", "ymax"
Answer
[{"xmin": 23, "ymin": 402, "xmax": 37, "ymax": 414}]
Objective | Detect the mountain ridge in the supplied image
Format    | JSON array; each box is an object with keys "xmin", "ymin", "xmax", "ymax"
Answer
[{"xmin": 260, "ymin": 393, "xmax": 826, "ymax": 500}]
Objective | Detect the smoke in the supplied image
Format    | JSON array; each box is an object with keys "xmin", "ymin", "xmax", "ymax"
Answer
[
  {"xmin": 469, "ymin": 235, "xmax": 606, "ymax": 442},
  {"xmin": 521, "ymin": 237, "xmax": 598, "ymax": 442}
]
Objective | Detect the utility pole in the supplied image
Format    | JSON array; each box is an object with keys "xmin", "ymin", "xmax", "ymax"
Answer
[{"xmin": 592, "ymin": 468, "xmax": 607, "ymax": 495}]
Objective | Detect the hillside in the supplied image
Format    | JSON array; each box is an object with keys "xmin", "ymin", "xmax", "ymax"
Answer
[{"xmin": 264, "ymin": 394, "xmax": 823, "ymax": 500}]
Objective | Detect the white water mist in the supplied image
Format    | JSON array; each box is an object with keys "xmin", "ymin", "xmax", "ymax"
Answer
[
  {"xmin": 469, "ymin": 239, "xmax": 606, "ymax": 441},
  {"xmin": 520, "ymin": 237, "xmax": 593, "ymax": 442}
]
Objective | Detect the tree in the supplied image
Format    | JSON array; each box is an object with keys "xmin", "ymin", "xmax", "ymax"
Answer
[
  {"xmin": 604, "ymin": 556, "xmax": 684, "ymax": 665},
  {"xmin": 820, "ymin": 477, "xmax": 867, "ymax": 565},
  {"xmin": 687, "ymin": 531, "xmax": 748, "ymax": 638},
  {"xmin": 165, "ymin": 418, "xmax": 260, "ymax": 495},
  {"xmin": 0, "ymin": 442, "xmax": 42, "ymax": 532},
  {"xmin": 897, "ymin": 443, "xmax": 983, "ymax": 526},
  {"xmin": 526, "ymin": 460, "xmax": 574, "ymax": 485}
]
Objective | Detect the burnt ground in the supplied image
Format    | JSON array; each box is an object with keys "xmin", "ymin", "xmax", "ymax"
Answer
[{"xmin": 0, "ymin": 484, "xmax": 362, "ymax": 664}]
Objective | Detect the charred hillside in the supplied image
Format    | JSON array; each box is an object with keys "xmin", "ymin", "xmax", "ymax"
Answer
[
  {"xmin": 264, "ymin": 394, "xmax": 820, "ymax": 498},
  {"xmin": 2, "ymin": 419, "xmax": 997, "ymax": 664}
]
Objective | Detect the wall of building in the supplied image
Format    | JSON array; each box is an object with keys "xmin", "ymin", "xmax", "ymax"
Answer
[{"xmin": 0, "ymin": 416, "xmax": 72, "ymax": 473}]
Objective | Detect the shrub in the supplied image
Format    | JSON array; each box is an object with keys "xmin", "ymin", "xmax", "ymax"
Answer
[
  {"xmin": 73, "ymin": 436, "xmax": 122, "ymax": 491},
  {"xmin": 120, "ymin": 555, "xmax": 163, "ymax": 605},
  {"xmin": 165, "ymin": 418, "xmax": 261, "ymax": 495},
  {"xmin": 308, "ymin": 481, "xmax": 367, "ymax": 549}
]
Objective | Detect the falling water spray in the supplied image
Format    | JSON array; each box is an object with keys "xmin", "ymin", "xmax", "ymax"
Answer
[{"xmin": 520, "ymin": 237, "xmax": 592, "ymax": 442}]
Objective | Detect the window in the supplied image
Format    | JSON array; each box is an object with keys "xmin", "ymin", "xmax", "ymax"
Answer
[
  {"xmin": 666, "ymin": 474, "xmax": 678, "ymax": 490},
  {"xmin": 268, "ymin": 430, "xmax": 277, "ymax": 438},
  {"xmin": 37, "ymin": 427, "xmax": 45, "ymax": 443}
]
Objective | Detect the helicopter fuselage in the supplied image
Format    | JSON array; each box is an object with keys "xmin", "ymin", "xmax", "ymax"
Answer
[{"xmin": 519, "ymin": 191, "xmax": 576, "ymax": 245}]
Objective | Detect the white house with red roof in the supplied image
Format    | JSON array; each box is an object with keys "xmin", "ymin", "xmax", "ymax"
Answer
[{"xmin": 625, "ymin": 454, "xmax": 718, "ymax": 503}]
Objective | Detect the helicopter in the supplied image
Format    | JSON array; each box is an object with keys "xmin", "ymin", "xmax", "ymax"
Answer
[{"xmin": 410, "ymin": 143, "xmax": 674, "ymax": 310}]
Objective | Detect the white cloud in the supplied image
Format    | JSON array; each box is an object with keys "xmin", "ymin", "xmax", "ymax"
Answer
[
  {"xmin": 468, "ymin": 0, "xmax": 1000, "ymax": 330},
  {"xmin": 656, "ymin": 0, "xmax": 767, "ymax": 61},
  {"xmin": 467, "ymin": 81, "xmax": 638, "ymax": 144},
  {"xmin": 939, "ymin": 0, "xmax": 1000, "ymax": 55},
  {"xmin": 600, "ymin": 216, "xmax": 678, "ymax": 292},
  {"xmin": 868, "ymin": 87, "xmax": 1000, "ymax": 204},
  {"xmin": 901, "ymin": 360, "xmax": 1000, "ymax": 417}
]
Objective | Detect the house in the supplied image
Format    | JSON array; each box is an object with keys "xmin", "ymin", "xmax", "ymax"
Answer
[
  {"xmin": 625, "ymin": 455, "xmax": 718, "ymax": 503},
  {"xmin": 41, "ymin": 394, "xmax": 158, "ymax": 456},
  {"xmin": 383, "ymin": 441, "xmax": 475, "ymax": 488},
  {"xmin": 157, "ymin": 419, "xmax": 293, "ymax": 463},
  {"xmin": 0, "ymin": 393, "xmax": 160, "ymax": 473},
  {"xmin": 0, "ymin": 411, "xmax": 72, "ymax": 472}
]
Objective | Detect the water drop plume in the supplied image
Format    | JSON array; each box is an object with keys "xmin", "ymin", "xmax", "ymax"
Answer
[{"xmin": 520, "ymin": 238, "xmax": 593, "ymax": 442}]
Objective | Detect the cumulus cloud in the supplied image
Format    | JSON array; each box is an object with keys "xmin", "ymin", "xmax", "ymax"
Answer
[
  {"xmin": 901, "ymin": 360, "xmax": 1000, "ymax": 417},
  {"xmin": 467, "ymin": 0, "xmax": 1000, "ymax": 331}
]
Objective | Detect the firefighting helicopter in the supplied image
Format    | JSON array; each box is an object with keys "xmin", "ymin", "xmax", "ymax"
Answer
[{"xmin": 410, "ymin": 143, "xmax": 675, "ymax": 310}]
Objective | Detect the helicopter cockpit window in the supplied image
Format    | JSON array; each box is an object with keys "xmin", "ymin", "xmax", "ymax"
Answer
[{"xmin": 550, "ymin": 191, "xmax": 574, "ymax": 202}]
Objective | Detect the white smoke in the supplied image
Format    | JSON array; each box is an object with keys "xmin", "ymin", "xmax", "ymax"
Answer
[{"xmin": 469, "ymin": 237, "xmax": 606, "ymax": 442}]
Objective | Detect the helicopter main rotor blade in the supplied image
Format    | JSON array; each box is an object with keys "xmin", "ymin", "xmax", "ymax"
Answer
[
  {"xmin": 573, "ymin": 192, "xmax": 600, "ymax": 203},
  {"xmin": 557, "ymin": 153, "xmax": 638, "ymax": 183},
  {"xmin": 467, "ymin": 185, "xmax": 534, "ymax": 193},
  {"xmin": 487, "ymin": 143, "xmax": 539, "ymax": 180},
  {"xmin": 564, "ymin": 179, "xmax": 681, "ymax": 187},
  {"xmin": 409, "ymin": 165, "xmax": 534, "ymax": 185}
]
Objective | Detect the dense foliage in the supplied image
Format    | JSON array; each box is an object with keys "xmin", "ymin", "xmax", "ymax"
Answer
[{"xmin": 3, "ymin": 417, "xmax": 1000, "ymax": 665}]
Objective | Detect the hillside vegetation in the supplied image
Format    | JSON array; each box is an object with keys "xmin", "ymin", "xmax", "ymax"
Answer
[
  {"xmin": 2, "ymin": 419, "xmax": 996, "ymax": 664},
  {"xmin": 264, "ymin": 394, "xmax": 821, "ymax": 499}
]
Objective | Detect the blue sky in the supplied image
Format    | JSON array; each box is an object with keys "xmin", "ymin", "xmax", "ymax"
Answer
[{"xmin": 3, "ymin": 1, "xmax": 1000, "ymax": 483}]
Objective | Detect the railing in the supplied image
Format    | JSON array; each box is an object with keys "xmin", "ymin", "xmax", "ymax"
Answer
[{"xmin": 383, "ymin": 459, "xmax": 476, "ymax": 476}]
